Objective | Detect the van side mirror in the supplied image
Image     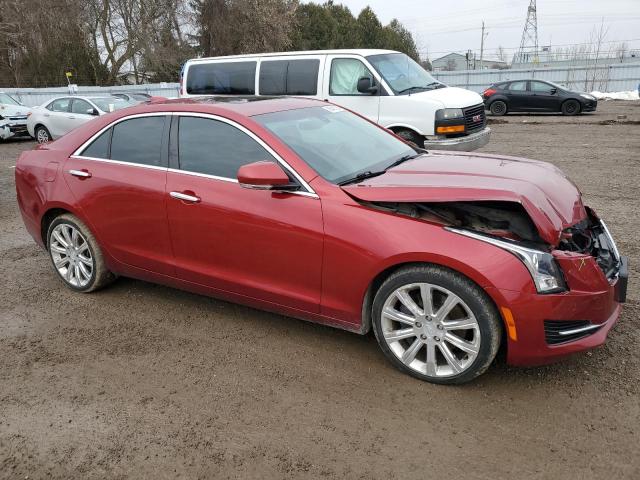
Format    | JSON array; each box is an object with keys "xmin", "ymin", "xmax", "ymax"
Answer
[
  {"xmin": 237, "ymin": 161, "xmax": 297, "ymax": 191},
  {"xmin": 357, "ymin": 77, "xmax": 378, "ymax": 95}
]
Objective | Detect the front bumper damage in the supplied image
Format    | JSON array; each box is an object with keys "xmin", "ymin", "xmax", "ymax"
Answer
[{"xmin": 0, "ymin": 116, "xmax": 29, "ymax": 140}]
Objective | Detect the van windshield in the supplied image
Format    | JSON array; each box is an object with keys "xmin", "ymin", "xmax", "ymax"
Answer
[
  {"xmin": 253, "ymin": 105, "xmax": 417, "ymax": 185},
  {"xmin": 367, "ymin": 53, "xmax": 445, "ymax": 95}
]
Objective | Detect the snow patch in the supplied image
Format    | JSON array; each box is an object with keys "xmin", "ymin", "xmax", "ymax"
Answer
[{"xmin": 590, "ymin": 90, "xmax": 640, "ymax": 101}]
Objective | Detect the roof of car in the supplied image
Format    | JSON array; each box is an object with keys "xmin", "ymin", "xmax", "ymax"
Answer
[
  {"xmin": 186, "ymin": 49, "xmax": 399, "ymax": 64},
  {"xmin": 140, "ymin": 95, "xmax": 328, "ymax": 116}
]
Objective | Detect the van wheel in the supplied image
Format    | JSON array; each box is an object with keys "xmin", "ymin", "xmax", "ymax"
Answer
[
  {"xmin": 372, "ymin": 265, "xmax": 502, "ymax": 384},
  {"xmin": 393, "ymin": 129, "xmax": 424, "ymax": 148},
  {"xmin": 490, "ymin": 100, "xmax": 507, "ymax": 116},
  {"xmin": 561, "ymin": 99, "xmax": 581, "ymax": 116}
]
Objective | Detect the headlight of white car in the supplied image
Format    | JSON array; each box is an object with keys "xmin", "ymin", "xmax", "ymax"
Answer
[{"xmin": 447, "ymin": 228, "xmax": 567, "ymax": 293}]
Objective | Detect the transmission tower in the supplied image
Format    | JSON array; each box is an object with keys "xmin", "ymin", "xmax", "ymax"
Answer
[{"xmin": 516, "ymin": 0, "xmax": 539, "ymax": 64}]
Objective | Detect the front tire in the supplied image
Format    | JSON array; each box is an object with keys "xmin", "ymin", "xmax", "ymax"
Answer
[
  {"xmin": 393, "ymin": 128, "xmax": 425, "ymax": 148},
  {"xmin": 489, "ymin": 100, "xmax": 507, "ymax": 116},
  {"xmin": 561, "ymin": 99, "xmax": 581, "ymax": 116},
  {"xmin": 372, "ymin": 265, "xmax": 502, "ymax": 384},
  {"xmin": 47, "ymin": 214, "xmax": 115, "ymax": 292},
  {"xmin": 35, "ymin": 125, "xmax": 52, "ymax": 144}
]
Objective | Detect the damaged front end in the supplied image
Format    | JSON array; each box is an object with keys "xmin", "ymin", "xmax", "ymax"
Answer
[{"xmin": 362, "ymin": 200, "xmax": 627, "ymax": 301}]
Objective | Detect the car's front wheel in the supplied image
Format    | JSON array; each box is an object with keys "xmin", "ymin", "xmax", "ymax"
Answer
[
  {"xmin": 561, "ymin": 99, "xmax": 581, "ymax": 116},
  {"xmin": 35, "ymin": 125, "xmax": 52, "ymax": 144},
  {"xmin": 372, "ymin": 265, "xmax": 502, "ymax": 384},
  {"xmin": 47, "ymin": 214, "xmax": 116, "ymax": 292}
]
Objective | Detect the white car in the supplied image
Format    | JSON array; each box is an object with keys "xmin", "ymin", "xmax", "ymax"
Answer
[
  {"xmin": 27, "ymin": 95, "xmax": 133, "ymax": 143},
  {"xmin": 180, "ymin": 49, "xmax": 490, "ymax": 151},
  {"xmin": 0, "ymin": 92, "xmax": 31, "ymax": 141}
]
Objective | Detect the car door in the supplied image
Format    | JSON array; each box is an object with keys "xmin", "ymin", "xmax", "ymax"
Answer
[
  {"xmin": 44, "ymin": 97, "xmax": 73, "ymax": 137},
  {"xmin": 165, "ymin": 114, "xmax": 324, "ymax": 313},
  {"xmin": 69, "ymin": 99, "xmax": 98, "ymax": 132},
  {"xmin": 324, "ymin": 55, "xmax": 380, "ymax": 122},
  {"xmin": 529, "ymin": 81, "xmax": 561, "ymax": 111},
  {"xmin": 64, "ymin": 114, "xmax": 175, "ymax": 276},
  {"xmin": 504, "ymin": 81, "xmax": 529, "ymax": 111}
]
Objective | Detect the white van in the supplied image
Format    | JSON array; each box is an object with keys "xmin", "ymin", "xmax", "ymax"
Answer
[{"xmin": 180, "ymin": 49, "xmax": 490, "ymax": 151}]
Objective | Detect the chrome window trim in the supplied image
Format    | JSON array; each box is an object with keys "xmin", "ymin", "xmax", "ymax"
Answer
[{"xmin": 71, "ymin": 111, "xmax": 318, "ymax": 198}]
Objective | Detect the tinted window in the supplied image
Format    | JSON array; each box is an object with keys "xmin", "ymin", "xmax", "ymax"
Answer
[
  {"xmin": 330, "ymin": 58, "xmax": 374, "ymax": 95},
  {"xmin": 178, "ymin": 117, "xmax": 271, "ymax": 178},
  {"xmin": 81, "ymin": 128, "xmax": 111, "ymax": 159},
  {"xmin": 259, "ymin": 60, "xmax": 319, "ymax": 95},
  {"xmin": 48, "ymin": 98, "xmax": 71, "ymax": 112},
  {"xmin": 71, "ymin": 99, "xmax": 93, "ymax": 115},
  {"xmin": 110, "ymin": 117, "xmax": 165, "ymax": 166},
  {"xmin": 530, "ymin": 81, "xmax": 554, "ymax": 93},
  {"xmin": 508, "ymin": 81, "xmax": 527, "ymax": 91},
  {"xmin": 186, "ymin": 62, "xmax": 256, "ymax": 95}
]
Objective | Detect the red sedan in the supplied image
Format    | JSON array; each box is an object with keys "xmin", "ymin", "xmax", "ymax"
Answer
[{"xmin": 15, "ymin": 97, "xmax": 627, "ymax": 384}]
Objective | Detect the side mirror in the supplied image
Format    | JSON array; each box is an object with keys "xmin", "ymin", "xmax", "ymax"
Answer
[
  {"xmin": 550, "ymin": 88, "xmax": 557, "ymax": 94},
  {"xmin": 237, "ymin": 161, "xmax": 296, "ymax": 191},
  {"xmin": 86, "ymin": 108, "xmax": 99, "ymax": 116},
  {"xmin": 357, "ymin": 76, "xmax": 378, "ymax": 95}
]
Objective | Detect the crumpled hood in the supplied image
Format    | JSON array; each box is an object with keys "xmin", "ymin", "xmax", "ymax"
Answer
[
  {"xmin": 0, "ymin": 103, "xmax": 30, "ymax": 118},
  {"xmin": 341, "ymin": 151, "xmax": 587, "ymax": 246}
]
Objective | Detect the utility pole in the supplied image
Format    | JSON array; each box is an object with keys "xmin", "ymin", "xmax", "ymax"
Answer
[
  {"xmin": 479, "ymin": 21, "xmax": 488, "ymax": 70},
  {"xmin": 516, "ymin": 0, "xmax": 539, "ymax": 65}
]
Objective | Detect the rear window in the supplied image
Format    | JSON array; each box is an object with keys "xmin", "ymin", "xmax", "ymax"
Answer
[
  {"xmin": 186, "ymin": 61, "xmax": 256, "ymax": 95},
  {"xmin": 259, "ymin": 59, "xmax": 319, "ymax": 95}
]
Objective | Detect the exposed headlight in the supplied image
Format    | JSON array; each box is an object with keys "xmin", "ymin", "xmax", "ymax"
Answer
[
  {"xmin": 447, "ymin": 228, "xmax": 567, "ymax": 293},
  {"xmin": 436, "ymin": 108, "xmax": 464, "ymax": 120},
  {"xmin": 580, "ymin": 94, "xmax": 595, "ymax": 100}
]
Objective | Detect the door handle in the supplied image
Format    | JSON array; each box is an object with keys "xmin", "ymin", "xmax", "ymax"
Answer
[
  {"xmin": 69, "ymin": 169, "xmax": 91, "ymax": 178},
  {"xmin": 68, "ymin": 116, "xmax": 76, "ymax": 119},
  {"xmin": 170, "ymin": 191, "xmax": 200, "ymax": 203}
]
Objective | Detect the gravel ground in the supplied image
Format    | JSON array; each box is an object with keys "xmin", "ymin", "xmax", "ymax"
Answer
[{"xmin": 1, "ymin": 101, "xmax": 639, "ymax": 479}]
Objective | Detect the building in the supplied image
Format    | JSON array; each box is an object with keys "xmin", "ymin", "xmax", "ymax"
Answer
[{"xmin": 431, "ymin": 52, "xmax": 508, "ymax": 71}]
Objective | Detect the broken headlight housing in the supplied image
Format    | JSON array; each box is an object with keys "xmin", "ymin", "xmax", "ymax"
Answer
[{"xmin": 447, "ymin": 228, "xmax": 567, "ymax": 294}]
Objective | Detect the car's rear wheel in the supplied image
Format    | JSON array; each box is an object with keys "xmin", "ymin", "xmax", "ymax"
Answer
[
  {"xmin": 47, "ymin": 214, "xmax": 115, "ymax": 292},
  {"xmin": 561, "ymin": 99, "xmax": 581, "ymax": 116},
  {"xmin": 372, "ymin": 265, "xmax": 502, "ymax": 384},
  {"xmin": 489, "ymin": 100, "xmax": 507, "ymax": 116},
  {"xmin": 393, "ymin": 128, "xmax": 424, "ymax": 148},
  {"xmin": 35, "ymin": 125, "xmax": 52, "ymax": 144}
]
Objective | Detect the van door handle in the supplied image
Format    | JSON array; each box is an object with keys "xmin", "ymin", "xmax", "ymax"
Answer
[
  {"xmin": 69, "ymin": 169, "xmax": 91, "ymax": 178},
  {"xmin": 170, "ymin": 191, "xmax": 200, "ymax": 203}
]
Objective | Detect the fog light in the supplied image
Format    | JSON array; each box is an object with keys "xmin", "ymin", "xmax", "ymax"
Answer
[{"xmin": 436, "ymin": 125, "xmax": 465, "ymax": 134}]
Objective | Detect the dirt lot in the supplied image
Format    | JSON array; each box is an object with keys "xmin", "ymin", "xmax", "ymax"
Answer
[{"xmin": 1, "ymin": 101, "xmax": 639, "ymax": 479}]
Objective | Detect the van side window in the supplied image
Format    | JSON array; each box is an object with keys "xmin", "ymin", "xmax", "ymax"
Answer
[
  {"xmin": 178, "ymin": 117, "xmax": 272, "ymax": 179},
  {"xmin": 259, "ymin": 59, "xmax": 319, "ymax": 95},
  {"xmin": 186, "ymin": 62, "xmax": 256, "ymax": 95},
  {"xmin": 329, "ymin": 58, "xmax": 374, "ymax": 96}
]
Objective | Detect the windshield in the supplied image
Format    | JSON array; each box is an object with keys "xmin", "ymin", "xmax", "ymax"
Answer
[
  {"xmin": 367, "ymin": 53, "xmax": 444, "ymax": 94},
  {"xmin": 0, "ymin": 93, "xmax": 21, "ymax": 105},
  {"xmin": 90, "ymin": 97, "xmax": 133, "ymax": 112},
  {"xmin": 254, "ymin": 106, "xmax": 416, "ymax": 185}
]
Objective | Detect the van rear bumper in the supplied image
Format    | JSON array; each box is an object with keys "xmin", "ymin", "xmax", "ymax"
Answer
[{"xmin": 423, "ymin": 127, "xmax": 491, "ymax": 152}]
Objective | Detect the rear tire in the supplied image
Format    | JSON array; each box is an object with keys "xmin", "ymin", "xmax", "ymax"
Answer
[
  {"xmin": 371, "ymin": 264, "xmax": 502, "ymax": 384},
  {"xmin": 35, "ymin": 125, "xmax": 52, "ymax": 144},
  {"xmin": 489, "ymin": 100, "xmax": 507, "ymax": 116},
  {"xmin": 561, "ymin": 99, "xmax": 581, "ymax": 116},
  {"xmin": 393, "ymin": 128, "xmax": 424, "ymax": 148},
  {"xmin": 47, "ymin": 214, "xmax": 116, "ymax": 293}
]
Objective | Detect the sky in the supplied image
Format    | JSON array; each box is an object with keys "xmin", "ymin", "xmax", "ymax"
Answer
[{"xmin": 305, "ymin": 0, "xmax": 640, "ymax": 61}]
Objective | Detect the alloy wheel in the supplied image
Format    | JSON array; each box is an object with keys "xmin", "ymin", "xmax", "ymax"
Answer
[
  {"xmin": 49, "ymin": 223, "xmax": 94, "ymax": 288},
  {"xmin": 36, "ymin": 128, "xmax": 50, "ymax": 143},
  {"xmin": 380, "ymin": 282, "xmax": 481, "ymax": 378}
]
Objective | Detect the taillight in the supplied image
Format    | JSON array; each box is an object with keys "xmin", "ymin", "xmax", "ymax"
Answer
[{"xmin": 483, "ymin": 88, "xmax": 497, "ymax": 97}]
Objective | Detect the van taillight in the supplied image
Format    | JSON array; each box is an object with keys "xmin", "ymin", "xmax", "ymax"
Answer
[{"xmin": 483, "ymin": 88, "xmax": 497, "ymax": 97}]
